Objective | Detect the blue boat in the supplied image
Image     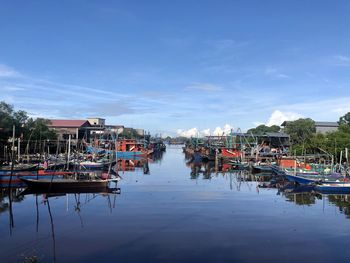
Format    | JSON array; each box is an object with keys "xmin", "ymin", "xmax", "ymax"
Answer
[
  {"xmin": 285, "ymin": 174, "xmax": 320, "ymax": 184},
  {"xmin": 315, "ymin": 183, "xmax": 350, "ymax": 194},
  {"xmin": 116, "ymin": 151, "xmax": 143, "ymax": 158},
  {"xmin": 285, "ymin": 172, "xmax": 347, "ymax": 185},
  {"xmin": 252, "ymin": 165, "xmax": 272, "ymax": 173}
]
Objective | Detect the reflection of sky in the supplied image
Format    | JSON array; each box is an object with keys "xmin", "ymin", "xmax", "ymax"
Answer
[
  {"xmin": 3, "ymin": 147, "xmax": 350, "ymax": 262},
  {"xmin": 1, "ymin": 1, "xmax": 350, "ymax": 135}
]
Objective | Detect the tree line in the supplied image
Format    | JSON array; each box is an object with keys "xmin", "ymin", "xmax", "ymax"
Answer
[
  {"xmin": 248, "ymin": 112, "xmax": 350, "ymax": 159},
  {"xmin": 0, "ymin": 101, "xmax": 57, "ymax": 143}
]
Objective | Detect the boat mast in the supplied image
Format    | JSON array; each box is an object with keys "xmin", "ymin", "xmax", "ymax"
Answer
[{"xmin": 67, "ymin": 134, "xmax": 71, "ymax": 170}]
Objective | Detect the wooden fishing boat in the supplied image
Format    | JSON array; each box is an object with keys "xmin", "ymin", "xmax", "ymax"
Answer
[
  {"xmin": 78, "ymin": 161, "xmax": 108, "ymax": 170},
  {"xmin": 20, "ymin": 177, "xmax": 109, "ymax": 191},
  {"xmin": 0, "ymin": 163, "xmax": 39, "ymax": 172},
  {"xmin": 284, "ymin": 170, "xmax": 346, "ymax": 185},
  {"xmin": 19, "ymin": 185, "xmax": 120, "ymax": 195},
  {"xmin": 221, "ymin": 148, "xmax": 241, "ymax": 158},
  {"xmin": 0, "ymin": 170, "xmax": 76, "ymax": 187}
]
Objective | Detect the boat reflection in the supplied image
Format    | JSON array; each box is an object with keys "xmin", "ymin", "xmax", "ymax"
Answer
[
  {"xmin": 277, "ymin": 183, "xmax": 350, "ymax": 218},
  {"xmin": 117, "ymin": 158, "xmax": 150, "ymax": 174},
  {"xmin": 116, "ymin": 152, "xmax": 163, "ymax": 175},
  {"xmin": 1, "ymin": 184, "xmax": 121, "ymax": 263},
  {"xmin": 328, "ymin": 195, "xmax": 350, "ymax": 218}
]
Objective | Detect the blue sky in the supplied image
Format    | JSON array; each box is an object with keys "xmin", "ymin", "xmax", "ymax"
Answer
[{"xmin": 1, "ymin": 0, "xmax": 350, "ymax": 137}]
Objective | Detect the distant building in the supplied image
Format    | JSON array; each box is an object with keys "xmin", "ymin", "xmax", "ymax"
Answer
[
  {"xmin": 135, "ymin": 128, "xmax": 145, "ymax": 136},
  {"xmin": 314, "ymin": 121, "xmax": 339, "ymax": 134},
  {"xmin": 48, "ymin": 120, "xmax": 91, "ymax": 141},
  {"xmin": 87, "ymin": 118, "xmax": 105, "ymax": 127},
  {"xmin": 48, "ymin": 118, "xmax": 128, "ymax": 140},
  {"xmin": 105, "ymin": 125, "xmax": 124, "ymax": 134},
  {"xmin": 281, "ymin": 121, "xmax": 339, "ymax": 134}
]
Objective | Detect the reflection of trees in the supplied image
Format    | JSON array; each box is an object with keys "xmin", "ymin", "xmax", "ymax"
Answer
[
  {"xmin": 328, "ymin": 195, "xmax": 350, "ymax": 218},
  {"xmin": 283, "ymin": 193, "xmax": 317, "ymax": 206}
]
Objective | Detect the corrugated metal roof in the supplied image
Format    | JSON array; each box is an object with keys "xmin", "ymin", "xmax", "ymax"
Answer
[
  {"xmin": 48, "ymin": 119, "xmax": 90, "ymax": 128},
  {"xmin": 282, "ymin": 120, "xmax": 339, "ymax": 127},
  {"xmin": 264, "ymin": 132, "xmax": 290, "ymax": 138},
  {"xmin": 315, "ymin": 121, "xmax": 339, "ymax": 127}
]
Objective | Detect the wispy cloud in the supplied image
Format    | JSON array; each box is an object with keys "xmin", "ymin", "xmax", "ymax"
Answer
[
  {"xmin": 264, "ymin": 68, "xmax": 290, "ymax": 79},
  {"xmin": 0, "ymin": 64, "xmax": 21, "ymax": 78},
  {"xmin": 0, "ymin": 63, "xmax": 154, "ymax": 120},
  {"xmin": 332, "ymin": 55, "xmax": 350, "ymax": 66},
  {"xmin": 185, "ymin": 82, "xmax": 223, "ymax": 92}
]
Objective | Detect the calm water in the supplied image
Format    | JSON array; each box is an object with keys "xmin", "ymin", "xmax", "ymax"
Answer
[{"xmin": 2, "ymin": 146, "xmax": 350, "ymax": 263}]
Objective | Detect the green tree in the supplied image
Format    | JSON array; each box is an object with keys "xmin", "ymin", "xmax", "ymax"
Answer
[
  {"xmin": 247, "ymin": 124, "xmax": 280, "ymax": 134},
  {"xmin": 0, "ymin": 101, "xmax": 56, "ymax": 142},
  {"xmin": 0, "ymin": 101, "xmax": 27, "ymax": 140},
  {"xmin": 284, "ymin": 118, "xmax": 316, "ymax": 145},
  {"xmin": 339, "ymin": 112, "xmax": 350, "ymax": 126},
  {"xmin": 25, "ymin": 118, "xmax": 57, "ymax": 141}
]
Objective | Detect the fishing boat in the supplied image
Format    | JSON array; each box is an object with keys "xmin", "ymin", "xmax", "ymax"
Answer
[
  {"xmin": 0, "ymin": 163, "xmax": 39, "ymax": 172},
  {"xmin": 20, "ymin": 177, "xmax": 110, "ymax": 191},
  {"xmin": 86, "ymin": 139, "xmax": 153, "ymax": 158},
  {"xmin": 252, "ymin": 164, "xmax": 273, "ymax": 173},
  {"xmin": 315, "ymin": 183, "xmax": 350, "ymax": 194},
  {"xmin": 221, "ymin": 148, "xmax": 241, "ymax": 158},
  {"xmin": 226, "ymin": 161, "xmax": 249, "ymax": 170},
  {"xmin": 78, "ymin": 161, "xmax": 110, "ymax": 170},
  {"xmin": 284, "ymin": 173, "xmax": 320, "ymax": 185},
  {"xmin": 19, "ymin": 186, "xmax": 121, "ymax": 195},
  {"xmin": 0, "ymin": 170, "xmax": 76, "ymax": 187}
]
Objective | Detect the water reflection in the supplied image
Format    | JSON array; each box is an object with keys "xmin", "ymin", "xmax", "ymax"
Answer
[
  {"xmin": 4, "ymin": 147, "xmax": 350, "ymax": 262},
  {"xmin": 282, "ymin": 192, "xmax": 319, "ymax": 206},
  {"xmin": 277, "ymin": 182, "xmax": 350, "ymax": 219},
  {"xmin": 1, "ymin": 185, "xmax": 121, "ymax": 262},
  {"xmin": 328, "ymin": 195, "xmax": 350, "ymax": 218}
]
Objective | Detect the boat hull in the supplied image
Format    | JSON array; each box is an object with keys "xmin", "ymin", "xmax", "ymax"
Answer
[
  {"xmin": 315, "ymin": 184, "xmax": 350, "ymax": 194},
  {"xmin": 20, "ymin": 178, "xmax": 109, "ymax": 191}
]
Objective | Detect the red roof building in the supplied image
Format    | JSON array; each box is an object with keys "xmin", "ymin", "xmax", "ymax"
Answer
[
  {"xmin": 48, "ymin": 119, "xmax": 91, "ymax": 141},
  {"xmin": 48, "ymin": 119, "xmax": 91, "ymax": 128}
]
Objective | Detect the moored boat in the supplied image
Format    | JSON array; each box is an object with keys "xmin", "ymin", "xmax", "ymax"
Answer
[
  {"xmin": 20, "ymin": 177, "xmax": 109, "ymax": 191},
  {"xmin": 315, "ymin": 183, "xmax": 350, "ymax": 194},
  {"xmin": 252, "ymin": 164, "xmax": 272, "ymax": 173}
]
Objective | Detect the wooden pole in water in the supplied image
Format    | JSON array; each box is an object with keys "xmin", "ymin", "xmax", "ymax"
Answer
[
  {"xmin": 17, "ymin": 137, "xmax": 20, "ymax": 162},
  {"xmin": 346, "ymin": 148, "xmax": 348, "ymax": 165},
  {"xmin": 67, "ymin": 134, "xmax": 71, "ymax": 170},
  {"xmin": 8, "ymin": 125, "xmax": 15, "ymax": 190},
  {"xmin": 340, "ymin": 150, "xmax": 343, "ymax": 175}
]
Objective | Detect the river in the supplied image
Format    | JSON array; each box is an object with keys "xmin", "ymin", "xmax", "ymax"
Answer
[{"xmin": 1, "ymin": 145, "xmax": 350, "ymax": 262}]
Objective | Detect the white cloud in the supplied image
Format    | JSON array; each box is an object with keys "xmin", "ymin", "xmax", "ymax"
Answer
[
  {"xmin": 333, "ymin": 55, "xmax": 350, "ymax": 62},
  {"xmin": 177, "ymin": 128, "xmax": 200, "ymax": 138},
  {"xmin": 185, "ymin": 82, "xmax": 223, "ymax": 92},
  {"xmin": 177, "ymin": 124, "xmax": 233, "ymax": 138},
  {"xmin": 201, "ymin": 129, "xmax": 211, "ymax": 136},
  {"xmin": 2, "ymin": 85, "xmax": 26, "ymax": 91},
  {"xmin": 266, "ymin": 110, "xmax": 303, "ymax": 126},
  {"xmin": 0, "ymin": 64, "xmax": 20, "ymax": 78},
  {"xmin": 332, "ymin": 55, "xmax": 350, "ymax": 66},
  {"xmin": 213, "ymin": 124, "xmax": 233, "ymax": 136},
  {"xmin": 264, "ymin": 67, "xmax": 290, "ymax": 79}
]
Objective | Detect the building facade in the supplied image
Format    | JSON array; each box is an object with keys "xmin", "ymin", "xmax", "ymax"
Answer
[{"xmin": 48, "ymin": 120, "xmax": 91, "ymax": 141}]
